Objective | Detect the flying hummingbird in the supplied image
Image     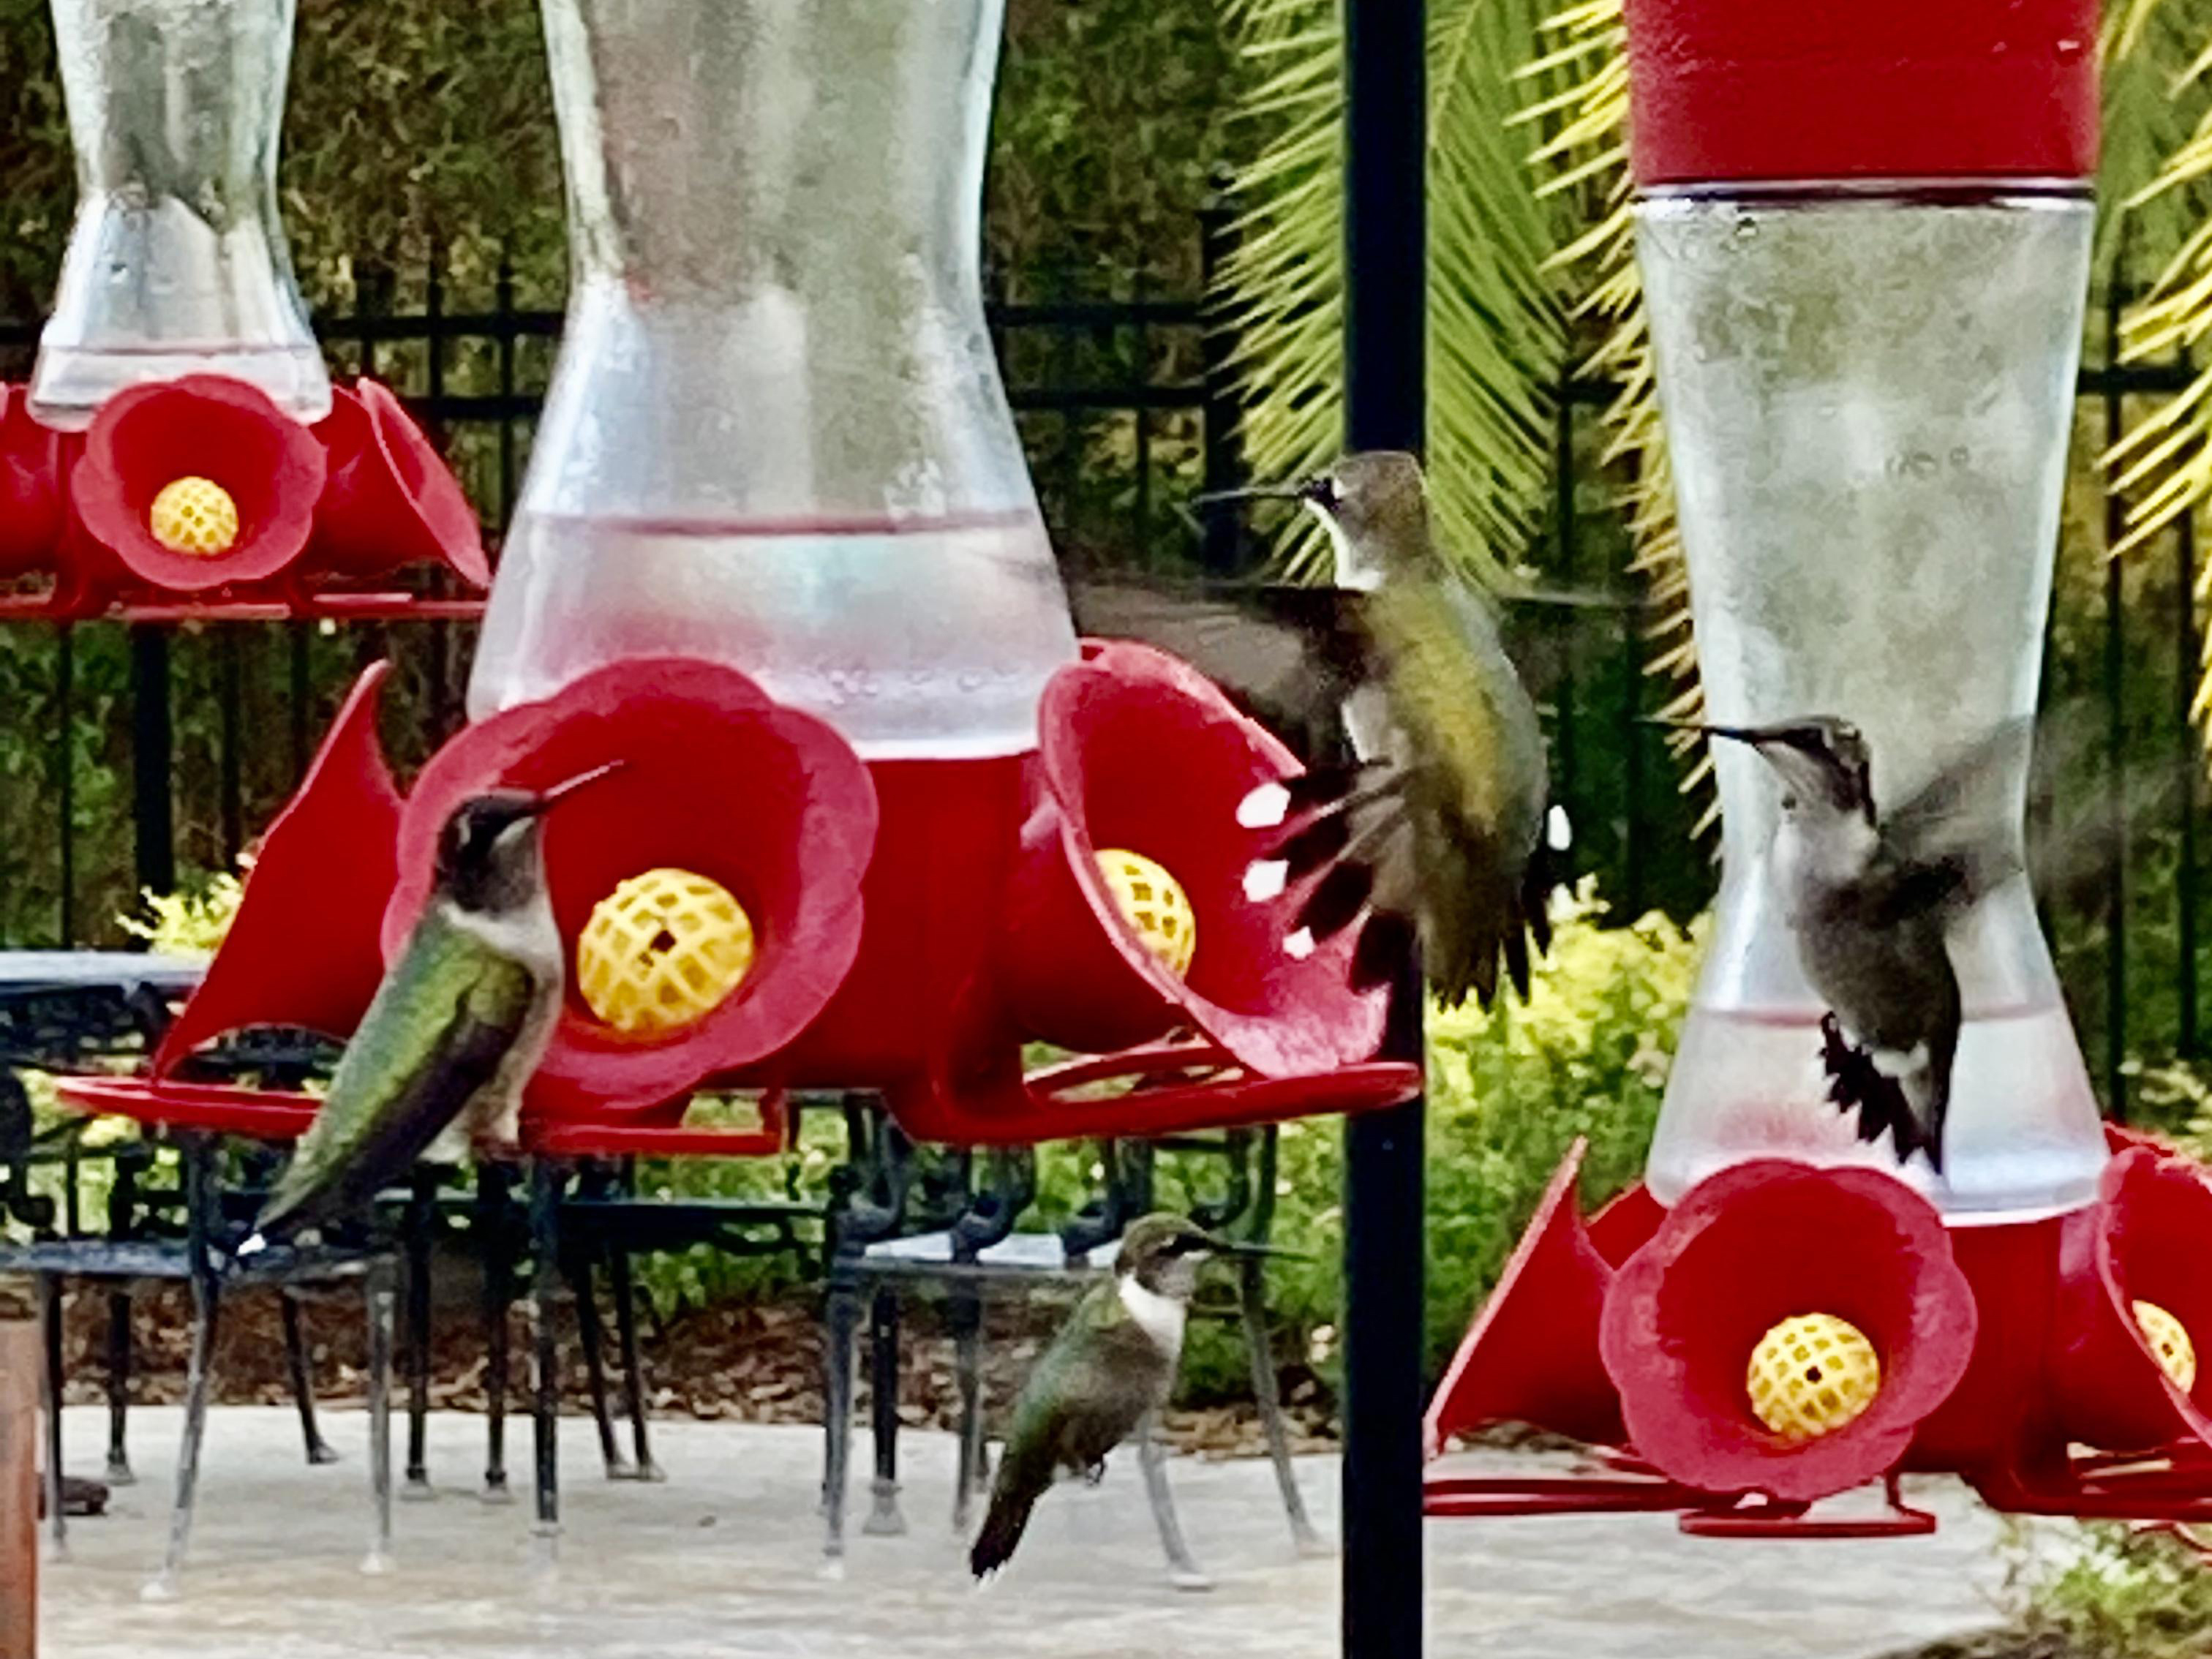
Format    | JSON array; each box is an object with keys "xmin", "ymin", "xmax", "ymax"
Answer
[
  {"xmin": 1068, "ymin": 451, "xmax": 1561, "ymax": 1008},
  {"xmin": 1680, "ymin": 715, "xmax": 2034, "ymax": 1173},
  {"xmin": 239, "ymin": 763, "xmax": 621, "ymax": 1254},
  {"xmin": 971, "ymin": 1214, "xmax": 1238, "ymax": 1579}
]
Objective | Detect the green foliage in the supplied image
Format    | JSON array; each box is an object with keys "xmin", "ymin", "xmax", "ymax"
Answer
[
  {"xmin": 1170, "ymin": 880, "xmax": 1699, "ymax": 1400},
  {"xmin": 121, "ymin": 872, "xmax": 244, "ymax": 959},
  {"xmin": 2031, "ymin": 1524, "xmax": 2212, "ymax": 1658}
]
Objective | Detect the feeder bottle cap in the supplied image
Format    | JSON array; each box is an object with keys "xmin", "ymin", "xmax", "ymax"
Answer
[{"xmin": 1622, "ymin": 0, "xmax": 2099, "ymax": 187}]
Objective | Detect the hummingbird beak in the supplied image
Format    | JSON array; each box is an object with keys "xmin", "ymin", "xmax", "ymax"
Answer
[
  {"xmin": 1200, "ymin": 1233, "xmax": 1310, "ymax": 1263},
  {"xmin": 1192, "ymin": 477, "xmax": 1332, "ymax": 511},
  {"xmin": 1637, "ymin": 716, "xmax": 1772, "ymax": 749},
  {"xmin": 525, "ymin": 759, "xmax": 627, "ymax": 816}
]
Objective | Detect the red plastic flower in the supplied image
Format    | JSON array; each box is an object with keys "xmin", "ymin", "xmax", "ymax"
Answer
[
  {"xmin": 309, "ymin": 379, "xmax": 489, "ymax": 587},
  {"xmin": 383, "ymin": 657, "xmax": 878, "ymax": 1120},
  {"xmin": 71, "ymin": 373, "xmax": 325, "ymax": 592},
  {"xmin": 2055, "ymin": 1146, "xmax": 2212, "ymax": 1453},
  {"xmin": 1004, "ymin": 638, "xmax": 1388, "ymax": 1073},
  {"xmin": 1600, "ymin": 1159, "xmax": 1978, "ymax": 1503}
]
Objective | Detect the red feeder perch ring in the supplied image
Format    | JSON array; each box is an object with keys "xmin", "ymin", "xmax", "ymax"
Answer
[
  {"xmin": 384, "ymin": 657, "xmax": 878, "ymax": 1120},
  {"xmin": 1003, "ymin": 639, "xmax": 1388, "ymax": 1074},
  {"xmin": 2055, "ymin": 1147, "xmax": 2212, "ymax": 1455},
  {"xmin": 1600, "ymin": 1159, "xmax": 1978, "ymax": 1506},
  {"xmin": 0, "ymin": 384, "xmax": 61, "ymax": 580},
  {"xmin": 309, "ymin": 380, "xmax": 489, "ymax": 589},
  {"xmin": 70, "ymin": 373, "xmax": 325, "ymax": 594}
]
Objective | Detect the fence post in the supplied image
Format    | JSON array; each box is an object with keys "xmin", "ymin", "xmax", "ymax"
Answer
[
  {"xmin": 1197, "ymin": 166, "xmax": 1246, "ymax": 575},
  {"xmin": 129, "ymin": 626, "xmax": 175, "ymax": 906},
  {"xmin": 2103, "ymin": 268, "xmax": 2130, "ymax": 1122},
  {"xmin": 0, "ymin": 1320, "xmax": 36, "ymax": 1659}
]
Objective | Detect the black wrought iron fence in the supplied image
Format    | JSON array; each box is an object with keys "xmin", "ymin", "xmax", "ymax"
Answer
[{"xmin": 0, "ymin": 214, "xmax": 2202, "ymax": 1123}]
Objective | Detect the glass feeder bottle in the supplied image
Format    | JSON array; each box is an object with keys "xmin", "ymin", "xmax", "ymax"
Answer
[
  {"xmin": 466, "ymin": 0, "xmax": 1078, "ymax": 760},
  {"xmin": 31, "ymin": 0, "xmax": 329, "ymax": 429}
]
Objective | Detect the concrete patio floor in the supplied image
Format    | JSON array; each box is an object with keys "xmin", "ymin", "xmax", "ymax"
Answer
[{"xmin": 34, "ymin": 1405, "xmax": 2052, "ymax": 1658}]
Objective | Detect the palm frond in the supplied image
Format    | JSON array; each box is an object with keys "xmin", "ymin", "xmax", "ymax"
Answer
[
  {"xmin": 2099, "ymin": 0, "xmax": 2212, "ymax": 754},
  {"xmin": 1515, "ymin": 0, "xmax": 1711, "ymax": 813},
  {"xmin": 1219, "ymin": 0, "xmax": 1568, "ymax": 588}
]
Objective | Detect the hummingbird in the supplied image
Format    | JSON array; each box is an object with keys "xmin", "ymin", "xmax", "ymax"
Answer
[
  {"xmin": 1681, "ymin": 715, "xmax": 2031, "ymax": 1173},
  {"xmin": 239, "ymin": 763, "xmax": 621, "ymax": 1254},
  {"xmin": 970, "ymin": 1214, "xmax": 1235, "ymax": 1579},
  {"xmin": 1068, "ymin": 451, "xmax": 1561, "ymax": 1008}
]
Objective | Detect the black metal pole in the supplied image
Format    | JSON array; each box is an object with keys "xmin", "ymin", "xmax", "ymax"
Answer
[
  {"xmin": 129, "ymin": 625, "xmax": 176, "ymax": 903},
  {"xmin": 1340, "ymin": 0, "xmax": 1425, "ymax": 1652}
]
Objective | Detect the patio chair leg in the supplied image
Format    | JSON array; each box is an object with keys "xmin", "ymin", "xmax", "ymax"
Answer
[
  {"xmin": 282, "ymin": 1291, "xmax": 339, "ymax": 1467},
  {"xmin": 951, "ymin": 1285, "xmax": 986, "ymax": 1533},
  {"xmin": 1138, "ymin": 1413, "xmax": 1210, "ymax": 1592},
  {"xmin": 529, "ymin": 1159, "xmax": 563, "ymax": 1545},
  {"xmin": 606, "ymin": 1244, "xmax": 661, "ymax": 1481},
  {"xmin": 565, "ymin": 1246, "xmax": 629, "ymax": 1478},
  {"xmin": 104, "ymin": 1290, "xmax": 133, "ymax": 1485},
  {"xmin": 146, "ymin": 1140, "xmax": 222, "ymax": 1603},
  {"xmin": 364, "ymin": 1263, "xmax": 396, "ymax": 1575},
  {"xmin": 403, "ymin": 1169, "xmax": 435, "ymax": 1500},
  {"xmin": 864, "ymin": 1287, "xmax": 905, "ymax": 1535},
  {"xmin": 37, "ymin": 1274, "xmax": 64, "ymax": 1560},
  {"xmin": 820, "ymin": 1269, "xmax": 859, "ymax": 1572},
  {"xmin": 1239, "ymin": 1252, "xmax": 1325, "ymax": 1555},
  {"xmin": 478, "ymin": 1163, "xmax": 513, "ymax": 1504}
]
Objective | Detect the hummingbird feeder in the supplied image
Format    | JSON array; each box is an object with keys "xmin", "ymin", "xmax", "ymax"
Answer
[
  {"xmin": 1426, "ymin": 0, "xmax": 2212, "ymax": 1536},
  {"xmin": 108, "ymin": 0, "xmax": 1416, "ymax": 1157},
  {"xmin": 0, "ymin": 0, "xmax": 487, "ymax": 621}
]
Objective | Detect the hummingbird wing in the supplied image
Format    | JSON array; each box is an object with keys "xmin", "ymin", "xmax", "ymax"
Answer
[
  {"xmin": 1862, "ymin": 718, "xmax": 2036, "ymax": 926},
  {"xmin": 970, "ymin": 1279, "xmax": 1175, "ymax": 1578},
  {"xmin": 1064, "ymin": 576, "xmax": 1369, "ymax": 755},
  {"xmin": 252, "ymin": 908, "xmax": 540, "ymax": 1247}
]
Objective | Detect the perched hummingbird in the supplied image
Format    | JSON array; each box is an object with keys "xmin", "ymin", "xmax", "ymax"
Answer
[
  {"xmin": 240, "ymin": 763, "xmax": 621, "ymax": 1254},
  {"xmin": 970, "ymin": 1214, "xmax": 1229, "ymax": 1579},
  {"xmin": 1069, "ymin": 451, "xmax": 1560, "ymax": 1007},
  {"xmin": 1682, "ymin": 715, "xmax": 2031, "ymax": 1173}
]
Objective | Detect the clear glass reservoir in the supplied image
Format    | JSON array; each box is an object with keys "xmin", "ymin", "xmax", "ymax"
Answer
[
  {"xmin": 31, "ymin": 0, "xmax": 329, "ymax": 429},
  {"xmin": 1639, "ymin": 188, "xmax": 2108, "ymax": 1222},
  {"xmin": 465, "ymin": 0, "xmax": 1078, "ymax": 759}
]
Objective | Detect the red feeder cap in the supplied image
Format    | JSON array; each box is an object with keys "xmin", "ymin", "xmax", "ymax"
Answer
[{"xmin": 1623, "ymin": 0, "xmax": 2099, "ymax": 187}]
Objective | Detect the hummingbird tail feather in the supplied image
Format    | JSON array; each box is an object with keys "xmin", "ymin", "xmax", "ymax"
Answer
[
  {"xmin": 1818, "ymin": 1016, "xmax": 1935, "ymax": 1170},
  {"xmin": 969, "ymin": 1486, "xmax": 1040, "ymax": 1580},
  {"xmin": 1350, "ymin": 911, "xmax": 1418, "ymax": 993}
]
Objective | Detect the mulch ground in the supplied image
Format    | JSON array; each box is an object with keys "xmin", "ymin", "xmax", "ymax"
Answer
[{"xmin": 42, "ymin": 1274, "xmax": 1341, "ymax": 1461}]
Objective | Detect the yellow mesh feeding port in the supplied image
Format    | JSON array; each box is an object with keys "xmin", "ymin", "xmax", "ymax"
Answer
[
  {"xmin": 148, "ymin": 476, "xmax": 240, "ymax": 556},
  {"xmin": 1747, "ymin": 1312, "xmax": 1883, "ymax": 1442},
  {"xmin": 576, "ymin": 868, "xmax": 755, "ymax": 1037},
  {"xmin": 2134, "ymin": 1300, "xmax": 2197, "ymax": 1393},
  {"xmin": 1094, "ymin": 848, "xmax": 1196, "ymax": 977}
]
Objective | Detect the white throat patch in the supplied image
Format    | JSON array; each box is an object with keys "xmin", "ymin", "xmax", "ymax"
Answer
[{"xmin": 1118, "ymin": 1274, "xmax": 1187, "ymax": 1358}]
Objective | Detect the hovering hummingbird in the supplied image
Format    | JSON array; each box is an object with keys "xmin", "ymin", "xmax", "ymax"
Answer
[
  {"xmin": 971, "ymin": 1214, "xmax": 1246, "ymax": 1579},
  {"xmin": 240, "ymin": 763, "xmax": 621, "ymax": 1255},
  {"xmin": 1069, "ymin": 451, "xmax": 1561, "ymax": 1007},
  {"xmin": 1679, "ymin": 715, "xmax": 2033, "ymax": 1173}
]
